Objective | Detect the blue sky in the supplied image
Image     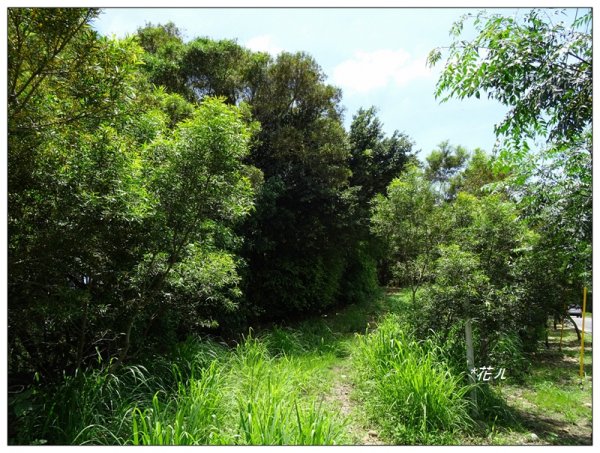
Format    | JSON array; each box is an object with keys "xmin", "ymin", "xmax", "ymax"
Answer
[{"xmin": 92, "ymin": 7, "xmax": 579, "ymax": 159}]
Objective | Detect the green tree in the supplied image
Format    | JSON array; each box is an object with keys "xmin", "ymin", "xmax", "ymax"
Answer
[
  {"xmin": 371, "ymin": 166, "xmax": 441, "ymax": 303},
  {"xmin": 349, "ymin": 107, "xmax": 415, "ymax": 202},
  {"xmin": 420, "ymin": 193, "xmax": 540, "ymax": 357},
  {"xmin": 8, "ymin": 9, "xmax": 256, "ymax": 377},
  {"xmin": 424, "ymin": 141, "xmax": 469, "ymax": 200},
  {"xmin": 447, "ymin": 148, "xmax": 509, "ymax": 198},
  {"xmin": 428, "ymin": 8, "xmax": 592, "ymax": 153},
  {"xmin": 182, "ymin": 38, "xmax": 253, "ymax": 104},
  {"xmin": 136, "ymin": 22, "xmax": 191, "ymax": 98},
  {"xmin": 347, "ymin": 107, "xmax": 415, "ymax": 284},
  {"xmin": 8, "ymin": 8, "xmax": 143, "ymax": 194},
  {"xmin": 134, "ymin": 25, "xmax": 380, "ymax": 318},
  {"xmin": 137, "ymin": 23, "xmax": 266, "ymax": 107},
  {"xmin": 8, "ymin": 8, "xmax": 150, "ymax": 375},
  {"xmin": 419, "ymin": 244, "xmax": 492, "ymax": 341},
  {"xmin": 427, "ymin": 7, "xmax": 592, "ymax": 323},
  {"xmin": 241, "ymin": 52, "xmax": 356, "ymax": 317},
  {"xmin": 120, "ymin": 97, "xmax": 255, "ymax": 360}
]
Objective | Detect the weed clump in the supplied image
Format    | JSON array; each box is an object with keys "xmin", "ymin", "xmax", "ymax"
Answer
[{"xmin": 352, "ymin": 314, "xmax": 473, "ymax": 444}]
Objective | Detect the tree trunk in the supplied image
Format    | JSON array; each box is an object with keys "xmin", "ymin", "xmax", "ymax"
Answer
[
  {"xmin": 411, "ymin": 286, "xmax": 418, "ymax": 305},
  {"xmin": 465, "ymin": 319, "xmax": 478, "ymax": 416},
  {"xmin": 75, "ymin": 295, "xmax": 89, "ymax": 369}
]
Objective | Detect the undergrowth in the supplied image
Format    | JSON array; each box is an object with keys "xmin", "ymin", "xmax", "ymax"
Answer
[
  {"xmin": 10, "ymin": 290, "xmax": 551, "ymax": 446},
  {"xmin": 351, "ymin": 313, "xmax": 474, "ymax": 444},
  {"xmin": 10, "ymin": 330, "xmax": 348, "ymax": 446}
]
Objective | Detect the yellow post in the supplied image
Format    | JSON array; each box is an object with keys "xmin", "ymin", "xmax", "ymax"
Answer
[
  {"xmin": 579, "ymin": 287, "xmax": 588, "ymax": 379},
  {"xmin": 559, "ymin": 302, "xmax": 566, "ymax": 352}
]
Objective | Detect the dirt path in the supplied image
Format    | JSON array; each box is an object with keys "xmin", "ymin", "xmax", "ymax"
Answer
[{"xmin": 325, "ymin": 362, "xmax": 385, "ymax": 445}]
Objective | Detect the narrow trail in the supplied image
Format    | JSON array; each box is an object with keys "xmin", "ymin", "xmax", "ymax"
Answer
[{"xmin": 324, "ymin": 361, "xmax": 384, "ymax": 445}]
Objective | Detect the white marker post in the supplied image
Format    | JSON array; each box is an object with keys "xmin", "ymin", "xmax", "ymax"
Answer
[{"xmin": 465, "ymin": 318, "xmax": 478, "ymax": 415}]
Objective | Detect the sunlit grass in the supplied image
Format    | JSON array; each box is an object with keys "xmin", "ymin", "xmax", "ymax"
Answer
[
  {"xmin": 10, "ymin": 291, "xmax": 590, "ymax": 446},
  {"xmin": 351, "ymin": 313, "xmax": 473, "ymax": 444},
  {"xmin": 483, "ymin": 326, "xmax": 593, "ymax": 445}
]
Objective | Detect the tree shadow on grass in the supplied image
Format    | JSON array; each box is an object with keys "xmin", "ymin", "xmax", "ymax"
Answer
[
  {"xmin": 510, "ymin": 406, "xmax": 592, "ymax": 445},
  {"xmin": 478, "ymin": 393, "xmax": 592, "ymax": 446},
  {"xmin": 474, "ymin": 368, "xmax": 592, "ymax": 446}
]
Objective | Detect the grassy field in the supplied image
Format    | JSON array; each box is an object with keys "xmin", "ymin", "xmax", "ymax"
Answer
[
  {"xmin": 9, "ymin": 290, "xmax": 592, "ymax": 445},
  {"xmin": 479, "ymin": 324, "xmax": 593, "ymax": 445}
]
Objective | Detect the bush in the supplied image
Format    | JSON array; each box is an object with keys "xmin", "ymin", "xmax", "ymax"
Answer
[
  {"xmin": 352, "ymin": 314, "xmax": 473, "ymax": 444},
  {"xmin": 340, "ymin": 243, "xmax": 380, "ymax": 306}
]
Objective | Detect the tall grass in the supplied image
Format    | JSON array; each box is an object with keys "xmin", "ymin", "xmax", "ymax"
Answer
[
  {"xmin": 228, "ymin": 334, "xmax": 348, "ymax": 445},
  {"xmin": 8, "ymin": 330, "xmax": 349, "ymax": 446},
  {"xmin": 128, "ymin": 334, "xmax": 348, "ymax": 445},
  {"xmin": 11, "ymin": 330, "xmax": 349, "ymax": 446},
  {"xmin": 131, "ymin": 361, "xmax": 226, "ymax": 445},
  {"xmin": 352, "ymin": 314, "xmax": 473, "ymax": 444},
  {"xmin": 9, "ymin": 361, "xmax": 162, "ymax": 445}
]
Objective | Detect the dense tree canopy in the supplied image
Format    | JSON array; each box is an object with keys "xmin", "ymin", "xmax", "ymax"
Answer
[
  {"xmin": 7, "ymin": 8, "xmax": 590, "ymax": 393},
  {"xmin": 427, "ymin": 6, "xmax": 592, "ymax": 316},
  {"xmin": 8, "ymin": 9, "xmax": 256, "ymax": 376},
  {"xmin": 134, "ymin": 23, "xmax": 392, "ymax": 317}
]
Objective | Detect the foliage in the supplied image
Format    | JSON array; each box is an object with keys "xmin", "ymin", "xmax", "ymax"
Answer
[
  {"xmin": 8, "ymin": 9, "xmax": 256, "ymax": 379},
  {"xmin": 515, "ymin": 142, "xmax": 591, "ymax": 291},
  {"xmin": 136, "ymin": 22, "xmax": 190, "ymax": 98},
  {"xmin": 419, "ymin": 244, "xmax": 492, "ymax": 334},
  {"xmin": 238, "ymin": 51, "xmax": 359, "ymax": 317},
  {"xmin": 371, "ymin": 165, "xmax": 441, "ymax": 301},
  {"xmin": 427, "ymin": 8, "xmax": 591, "ymax": 301},
  {"xmin": 372, "ymin": 155, "xmax": 544, "ymax": 364},
  {"xmin": 348, "ymin": 107, "xmax": 415, "ymax": 202},
  {"xmin": 340, "ymin": 243, "xmax": 381, "ymax": 306},
  {"xmin": 8, "ymin": 8, "xmax": 140, "ymax": 136},
  {"xmin": 182, "ymin": 37, "xmax": 254, "ymax": 104},
  {"xmin": 420, "ymin": 194, "xmax": 541, "ymax": 355},
  {"xmin": 348, "ymin": 107, "xmax": 415, "ymax": 284},
  {"xmin": 136, "ymin": 22, "xmax": 385, "ymax": 318},
  {"xmin": 428, "ymin": 8, "xmax": 592, "ymax": 153},
  {"xmin": 9, "ymin": 8, "xmax": 151, "ymax": 376},
  {"xmin": 447, "ymin": 148, "xmax": 510, "ymax": 198},
  {"xmin": 352, "ymin": 314, "xmax": 473, "ymax": 444},
  {"xmin": 424, "ymin": 141, "xmax": 469, "ymax": 200}
]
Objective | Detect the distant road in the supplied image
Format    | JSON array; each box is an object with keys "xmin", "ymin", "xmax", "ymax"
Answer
[{"xmin": 572, "ymin": 316, "xmax": 593, "ymax": 333}]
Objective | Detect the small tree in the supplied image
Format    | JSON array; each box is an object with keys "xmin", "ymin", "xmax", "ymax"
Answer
[
  {"xmin": 371, "ymin": 166, "xmax": 441, "ymax": 303},
  {"xmin": 419, "ymin": 245, "xmax": 492, "ymax": 339},
  {"xmin": 424, "ymin": 141, "xmax": 469, "ymax": 201}
]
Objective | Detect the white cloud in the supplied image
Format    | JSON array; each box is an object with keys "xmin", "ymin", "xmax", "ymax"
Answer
[
  {"xmin": 244, "ymin": 35, "xmax": 283, "ymax": 56},
  {"xmin": 332, "ymin": 49, "xmax": 433, "ymax": 94}
]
